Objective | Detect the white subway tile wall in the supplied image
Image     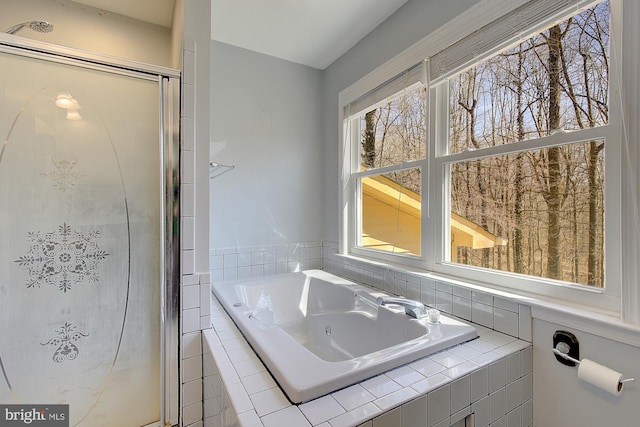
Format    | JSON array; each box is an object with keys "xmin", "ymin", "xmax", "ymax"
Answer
[
  {"xmin": 209, "ymin": 242, "xmax": 323, "ymax": 283},
  {"xmin": 180, "ymin": 39, "xmax": 213, "ymax": 427}
]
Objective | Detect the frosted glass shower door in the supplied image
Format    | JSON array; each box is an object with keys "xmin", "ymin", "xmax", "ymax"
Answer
[{"xmin": 0, "ymin": 49, "xmax": 163, "ymax": 426}]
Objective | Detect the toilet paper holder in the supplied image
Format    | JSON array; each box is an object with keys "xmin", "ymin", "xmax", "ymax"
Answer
[{"xmin": 552, "ymin": 330, "xmax": 635, "ymax": 384}]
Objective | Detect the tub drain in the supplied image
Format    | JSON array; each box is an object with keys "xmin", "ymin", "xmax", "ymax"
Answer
[{"xmin": 325, "ymin": 325, "xmax": 332, "ymax": 336}]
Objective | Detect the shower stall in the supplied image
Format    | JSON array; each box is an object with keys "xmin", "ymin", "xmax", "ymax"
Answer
[{"xmin": 0, "ymin": 34, "xmax": 180, "ymax": 426}]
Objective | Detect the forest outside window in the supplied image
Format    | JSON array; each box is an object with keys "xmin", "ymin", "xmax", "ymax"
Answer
[
  {"xmin": 443, "ymin": 0, "xmax": 611, "ymax": 288},
  {"xmin": 354, "ymin": 84, "xmax": 427, "ymax": 257},
  {"xmin": 342, "ymin": 0, "xmax": 626, "ymax": 313}
]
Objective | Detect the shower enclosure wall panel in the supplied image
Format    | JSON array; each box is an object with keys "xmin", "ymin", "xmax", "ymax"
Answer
[{"xmin": 0, "ymin": 41, "xmax": 179, "ymax": 426}]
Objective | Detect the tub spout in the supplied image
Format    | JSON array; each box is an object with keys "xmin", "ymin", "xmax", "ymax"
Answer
[{"xmin": 376, "ymin": 296, "xmax": 428, "ymax": 319}]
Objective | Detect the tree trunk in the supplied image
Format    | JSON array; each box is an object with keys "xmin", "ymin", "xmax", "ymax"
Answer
[
  {"xmin": 514, "ymin": 44, "xmax": 525, "ymax": 274},
  {"xmin": 546, "ymin": 25, "xmax": 563, "ymax": 280},
  {"xmin": 363, "ymin": 110, "xmax": 376, "ymax": 168}
]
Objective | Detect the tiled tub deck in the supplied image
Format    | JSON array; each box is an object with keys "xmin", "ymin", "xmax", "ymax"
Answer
[{"xmin": 203, "ymin": 292, "xmax": 533, "ymax": 427}]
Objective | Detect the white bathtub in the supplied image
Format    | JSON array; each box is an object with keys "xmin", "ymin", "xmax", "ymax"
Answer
[{"xmin": 212, "ymin": 269, "xmax": 477, "ymax": 403}]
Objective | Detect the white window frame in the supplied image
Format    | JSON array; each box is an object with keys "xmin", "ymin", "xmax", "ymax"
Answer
[
  {"xmin": 344, "ymin": 65, "xmax": 428, "ymax": 264},
  {"xmin": 339, "ymin": 0, "xmax": 639, "ymax": 320}
]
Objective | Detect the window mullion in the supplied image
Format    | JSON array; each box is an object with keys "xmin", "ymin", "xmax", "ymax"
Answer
[
  {"xmin": 353, "ymin": 159, "xmax": 425, "ymax": 179},
  {"xmin": 439, "ymin": 125, "xmax": 613, "ymax": 164}
]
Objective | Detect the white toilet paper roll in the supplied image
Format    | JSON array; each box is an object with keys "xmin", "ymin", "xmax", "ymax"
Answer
[{"xmin": 577, "ymin": 358, "xmax": 624, "ymax": 396}]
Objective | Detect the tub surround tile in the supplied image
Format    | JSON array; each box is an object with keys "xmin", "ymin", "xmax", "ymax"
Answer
[
  {"xmin": 488, "ymin": 360, "xmax": 506, "ymax": 393},
  {"xmin": 299, "ymin": 396, "xmax": 346, "ymax": 425},
  {"xmin": 226, "ymin": 344, "xmax": 259, "ymax": 364},
  {"xmin": 183, "ymin": 355, "xmax": 204, "ymax": 383},
  {"xmin": 489, "ymin": 387, "xmax": 506, "ymax": 424},
  {"xmin": 385, "ymin": 366, "xmax": 425, "ymax": 387},
  {"xmin": 227, "ymin": 382, "xmax": 253, "ymax": 414},
  {"xmin": 431, "ymin": 418, "xmax": 451, "ymax": 427},
  {"xmin": 493, "ymin": 340, "xmax": 530, "ymax": 355},
  {"xmin": 518, "ymin": 304, "xmax": 533, "ymax": 342},
  {"xmin": 465, "ymin": 338, "xmax": 498, "ymax": 354},
  {"xmin": 520, "ymin": 347, "xmax": 533, "ymax": 376},
  {"xmin": 361, "ymin": 375, "xmax": 403, "ymax": 399},
  {"xmin": 401, "ymin": 396, "xmax": 427, "ymax": 427},
  {"xmin": 183, "ymin": 401, "xmax": 203, "ymax": 426},
  {"xmin": 237, "ymin": 410, "xmax": 262, "ymax": 427},
  {"xmin": 522, "ymin": 373, "xmax": 533, "ymax": 402},
  {"xmin": 184, "ymin": 331, "xmax": 204, "ymax": 358},
  {"xmin": 410, "ymin": 373, "xmax": 451, "ymax": 395},
  {"xmin": 237, "ymin": 267, "xmax": 252, "ymax": 280},
  {"xmin": 507, "ymin": 406, "xmax": 522, "ymax": 427},
  {"xmin": 216, "ymin": 328, "xmax": 242, "ymax": 342},
  {"xmin": 505, "ymin": 353, "xmax": 521, "ymax": 384},
  {"xmin": 233, "ymin": 356, "xmax": 266, "ymax": 378},
  {"xmin": 332, "ymin": 385, "xmax": 376, "ymax": 411},
  {"xmin": 406, "ymin": 280, "xmax": 420, "ymax": 302},
  {"xmin": 211, "ymin": 241, "xmax": 322, "ymax": 282},
  {"xmin": 249, "ymin": 387, "xmax": 291, "ymax": 417},
  {"xmin": 261, "ymin": 405, "xmax": 311, "ymax": 427},
  {"xmin": 221, "ymin": 336, "xmax": 250, "ymax": 352},
  {"xmin": 470, "ymin": 367, "xmax": 489, "ymax": 402},
  {"xmin": 222, "ymin": 268, "xmax": 239, "ymax": 283},
  {"xmin": 202, "ymin": 266, "xmax": 533, "ymax": 427},
  {"xmin": 183, "ymin": 378, "xmax": 203, "ymax": 407},
  {"xmin": 505, "ymin": 378, "xmax": 522, "ymax": 413},
  {"xmin": 482, "ymin": 331, "xmax": 517, "ymax": 347},
  {"xmin": 443, "ymin": 361, "xmax": 477, "ymax": 380},
  {"xmin": 183, "ymin": 308, "xmax": 201, "ymax": 334},
  {"xmin": 428, "ymin": 350, "xmax": 466, "ymax": 368},
  {"xmin": 471, "ymin": 301, "xmax": 494, "ymax": 328},
  {"xmin": 182, "ymin": 250, "xmax": 196, "ymax": 276},
  {"xmin": 522, "ymin": 396, "xmax": 533, "ymax": 426},
  {"xmin": 211, "ymin": 314, "xmax": 235, "ymax": 332},
  {"xmin": 435, "ymin": 290, "xmax": 454, "ymax": 314},
  {"xmin": 372, "ymin": 387, "xmax": 419, "ymax": 412},
  {"xmin": 329, "ymin": 403, "xmax": 381, "ymax": 427},
  {"xmin": 471, "ymin": 290, "xmax": 493, "ymax": 306},
  {"xmin": 372, "ymin": 407, "xmax": 401, "ymax": 427},
  {"xmin": 494, "ymin": 307, "xmax": 519, "ymax": 337},
  {"xmin": 451, "ymin": 406, "xmax": 472, "ymax": 426},
  {"xmin": 241, "ymin": 371, "xmax": 277, "ymax": 395},
  {"xmin": 427, "ymin": 384, "xmax": 450, "ymax": 426},
  {"xmin": 409, "ymin": 357, "xmax": 446, "ymax": 377},
  {"xmin": 452, "ymin": 295, "xmax": 472, "ymax": 321},
  {"xmin": 447, "ymin": 343, "xmax": 482, "ymax": 361}
]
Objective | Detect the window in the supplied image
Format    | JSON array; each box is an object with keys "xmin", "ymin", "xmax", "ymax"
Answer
[
  {"xmin": 340, "ymin": 0, "xmax": 631, "ymax": 315},
  {"xmin": 344, "ymin": 64, "xmax": 427, "ymax": 258},
  {"xmin": 445, "ymin": 1, "xmax": 611, "ymax": 288}
]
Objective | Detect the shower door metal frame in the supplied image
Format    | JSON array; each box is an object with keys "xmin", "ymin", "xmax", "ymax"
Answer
[{"xmin": 0, "ymin": 34, "xmax": 181, "ymax": 427}]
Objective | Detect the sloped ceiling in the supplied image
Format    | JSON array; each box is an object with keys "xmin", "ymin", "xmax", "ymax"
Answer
[
  {"xmin": 73, "ymin": 0, "xmax": 407, "ymax": 70},
  {"xmin": 211, "ymin": 0, "xmax": 408, "ymax": 69}
]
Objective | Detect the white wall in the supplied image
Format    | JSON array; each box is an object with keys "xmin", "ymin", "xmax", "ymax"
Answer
[
  {"xmin": 0, "ymin": 0, "xmax": 172, "ymax": 67},
  {"xmin": 210, "ymin": 41, "xmax": 324, "ymax": 249},
  {"xmin": 533, "ymin": 319, "xmax": 640, "ymax": 425}
]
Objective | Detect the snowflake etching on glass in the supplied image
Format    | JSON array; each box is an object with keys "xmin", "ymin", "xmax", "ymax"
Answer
[
  {"xmin": 14, "ymin": 223, "xmax": 109, "ymax": 292},
  {"xmin": 41, "ymin": 322, "xmax": 89, "ymax": 363},
  {"xmin": 41, "ymin": 153, "xmax": 84, "ymax": 192}
]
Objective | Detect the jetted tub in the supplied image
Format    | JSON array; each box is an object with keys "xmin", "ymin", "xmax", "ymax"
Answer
[{"xmin": 212, "ymin": 269, "xmax": 477, "ymax": 403}]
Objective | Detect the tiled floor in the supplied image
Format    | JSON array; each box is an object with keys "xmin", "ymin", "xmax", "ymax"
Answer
[{"xmin": 203, "ymin": 293, "xmax": 532, "ymax": 427}]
